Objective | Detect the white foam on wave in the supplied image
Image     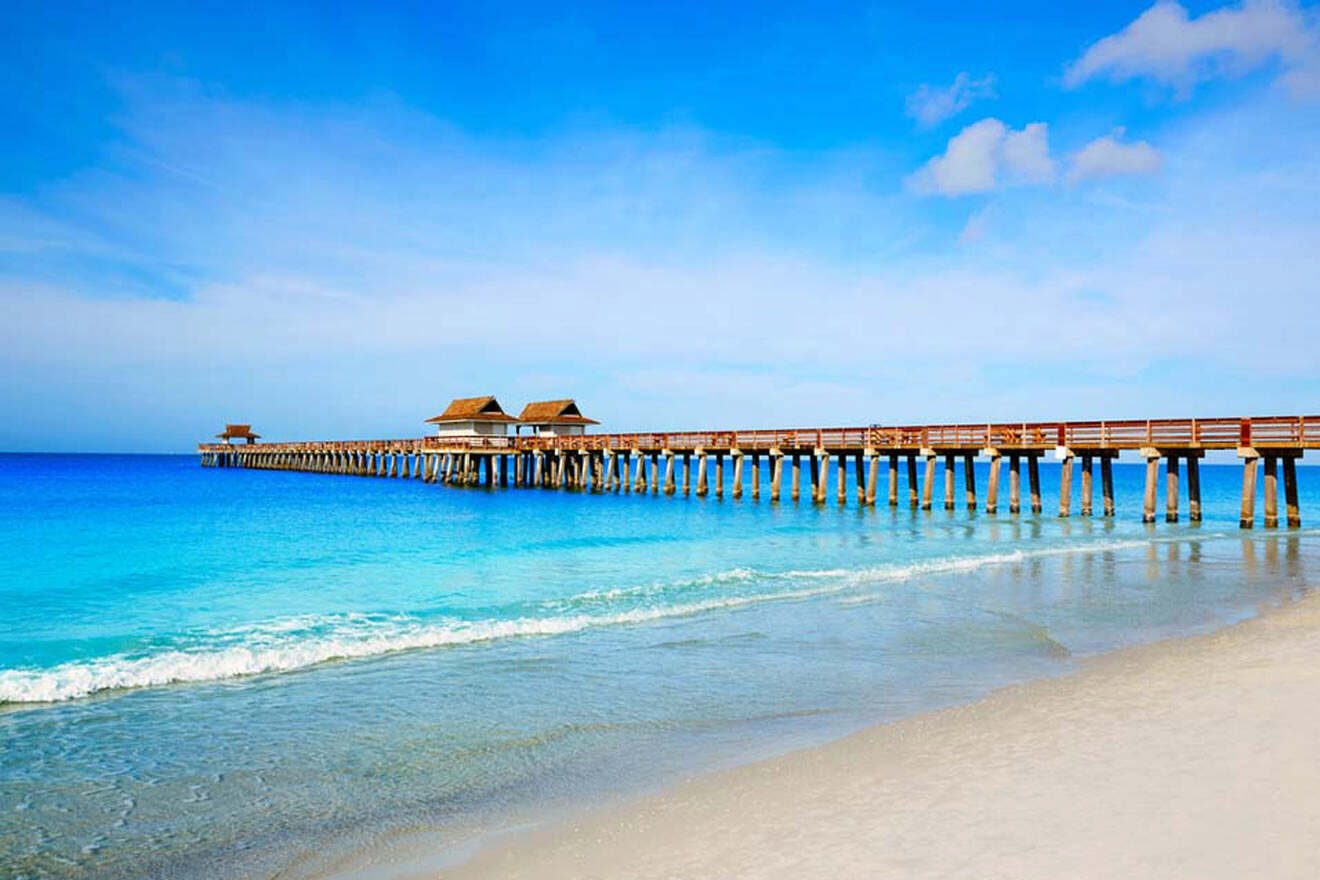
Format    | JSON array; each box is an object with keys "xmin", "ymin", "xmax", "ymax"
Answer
[
  {"xmin": 0, "ymin": 534, "xmax": 1168, "ymax": 705},
  {"xmin": 0, "ymin": 584, "xmax": 845, "ymax": 705}
]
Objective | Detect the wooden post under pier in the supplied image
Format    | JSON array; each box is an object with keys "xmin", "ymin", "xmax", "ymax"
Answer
[
  {"xmin": 1142, "ymin": 449, "xmax": 1159, "ymax": 524},
  {"xmin": 817, "ymin": 451, "xmax": 830, "ymax": 505},
  {"xmin": 1027, "ymin": 455, "xmax": 1042, "ymax": 515},
  {"xmin": 1101, "ymin": 456, "xmax": 1115, "ymax": 517},
  {"xmin": 985, "ymin": 450, "xmax": 1000, "ymax": 514},
  {"xmin": 943, "ymin": 453, "xmax": 955, "ymax": 511},
  {"xmin": 1283, "ymin": 456, "xmax": 1300, "ymax": 528},
  {"xmin": 920, "ymin": 450, "xmax": 936, "ymax": 511},
  {"xmin": 1079, "ymin": 455, "xmax": 1092, "ymax": 516},
  {"xmin": 962, "ymin": 453, "xmax": 976, "ymax": 511},
  {"xmin": 1264, "ymin": 454, "xmax": 1279, "ymax": 528},
  {"xmin": 1166, "ymin": 454, "xmax": 1179, "ymax": 523},
  {"xmin": 1058, "ymin": 450, "xmax": 1073, "ymax": 518},
  {"xmin": 1239, "ymin": 448, "xmax": 1259, "ymax": 528}
]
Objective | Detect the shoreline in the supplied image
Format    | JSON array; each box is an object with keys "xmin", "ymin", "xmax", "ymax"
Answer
[{"xmin": 415, "ymin": 587, "xmax": 1320, "ymax": 879}]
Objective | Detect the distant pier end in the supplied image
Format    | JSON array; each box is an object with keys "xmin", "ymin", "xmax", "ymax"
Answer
[{"xmin": 199, "ymin": 410, "xmax": 1317, "ymax": 530}]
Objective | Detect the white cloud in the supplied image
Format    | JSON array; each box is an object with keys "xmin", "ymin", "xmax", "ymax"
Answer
[
  {"xmin": 1069, "ymin": 129, "xmax": 1163, "ymax": 182},
  {"xmin": 1064, "ymin": 0, "xmax": 1319, "ymax": 97},
  {"xmin": 1001, "ymin": 123, "xmax": 1056, "ymax": 183},
  {"xmin": 909, "ymin": 118, "xmax": 1056, "ymax": 196},
  {"xmin": 905, "ymin": 72, "xmax": 996, "ymax": 127}
]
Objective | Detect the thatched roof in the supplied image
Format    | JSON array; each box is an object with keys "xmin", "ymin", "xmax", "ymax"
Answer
[
  {"xmin": 425, "ymin": 396, "xmax": 517, "ymax": 424},
  {"xmin": 215, "ymin": 424, "xmax": 260, "ymax": 439},
  {"xmin": 516, "ymin": 399, "xmax": 599, "ymax": 425}
]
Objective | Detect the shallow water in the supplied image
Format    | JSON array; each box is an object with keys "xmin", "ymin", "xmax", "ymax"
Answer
[{"xmin": 1, "ymin": 453, "xmax": 1316, "ymax": 878}]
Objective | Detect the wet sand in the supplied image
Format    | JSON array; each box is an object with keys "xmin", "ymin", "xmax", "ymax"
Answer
[{"xmin": 442, "ymin": 590, "xmax": 1320, "ymax": 879}]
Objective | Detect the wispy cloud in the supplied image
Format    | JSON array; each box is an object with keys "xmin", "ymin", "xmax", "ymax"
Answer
[
  {"xmin": 907, "ymin": 118, "xmax": 1055, "ymax": 195},
  {"xmin": 905, "ymin": 72, "xmax": 997, "ymax": 127},
  {"xmin": 1064, "ymin": 0, "xmax": 1320, "ymax": 98},
  {"xmin": 1069, "ymin": 129, "xmax": 1163, "ymax": 182}
]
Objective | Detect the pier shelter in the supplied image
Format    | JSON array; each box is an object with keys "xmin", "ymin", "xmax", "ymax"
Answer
[
  {"xmin": 215, "ymin": 424, "xmax": 259, "ymax": 444},
  {"xmin": 425, "ymin": 396, "xmax": 517, "ymax": 438},
  {"xmin": 516, "ymin": 400, "xmax": 599, "ymax": 437}
]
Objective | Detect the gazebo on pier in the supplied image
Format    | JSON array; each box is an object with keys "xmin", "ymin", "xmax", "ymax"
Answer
[
  {"xmin": 215, "ymin": 424, "xmax": 260, "ymax": 444},
  {"xmin": 516, "ymin": 399, "xmax": 599, "ymax": 437},
  {"xmin": 425, "ymin": 396, "xmax": 518, "ymax": 437}
]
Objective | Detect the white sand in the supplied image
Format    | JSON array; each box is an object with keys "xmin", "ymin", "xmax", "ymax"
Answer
[{"xmin": 443, "ymin": 592, "xmax": 1320, "ymax": 879}]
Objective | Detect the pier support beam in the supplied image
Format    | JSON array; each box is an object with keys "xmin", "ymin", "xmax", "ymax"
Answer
[
  {"xmin": 1102, "ymin": 456, "xmax": 1116, "ymax": 517},
  {"xmin": 963, "ymin": 453, "xmax": 976, "ymax": 511},
  {"xmin": 697, "ymin": 452, "xmax": 708, "ymax": 497},
  {"xmin": 751, "ymin": 453, "xmax": 761, "ymax": 500},
  {"xmin": 1141, "ymin": 449, "xmax": 1160, "ymax": 524},
  {"xmin": 1264, "ymin": 454, "xmax": 1279, "ymax": 529},
  {"xmin": 770, "ymin": 451, "xmax": 783, "ymax": 502},
  {"xmin": 1027, "ymin": 455, "xmax": 1042, "ymax": 515},
  {"xmin": 920, "ymin": 450, "xmax": 936, "ymax": 511},
  {"xmin": 816, "ymin": 451, "xmax": 830, "ymax": 505},
  {"xmin": 1080, "ymin": 455, "xmax": 1093, "ymax": 516},
  {"xmin": 867, "ymin": 452, "xmax": 880, "ymax": 506},
  {"xmin": 1187, "ymin": 455, "xmax": 1201, "ymax": 522},
  {"xmin": 906, "ymin": 455, "xmax": 919, "ymax": 508},
  {"xmin": 715, "ymin": 454, "xmax": 725, "ymax": 499},
  {"xmin": 837, "ymin": 453, "xmax": 847, "ymax": 505},
  {"xmin": 1058, "ymin": 450, "xmax": 1073, "ymax": 518},
  {"xmin": 856, "ymin": 452, "xmax": 867, "ymax": 505},
  {"xmin": 1283, "ymin": 455, "xmax": 1301, "ymax": 528},
  {"xmin": 1166, "ymin": 454, "xmax": 1180, "ymax": 523},
  {"xmin": 791, "ymin": 455, "xmax": 802, "ymax": 502},
  {"xmin": 732, "ymin": 452, "xmax": 744, "ymax": 500},
  {"xmin": 985, "ymin": 450, "xmax": 1001, "ymax": 515},
  {"xmin": 682, "ymin": 454, "xmax": 691, "ymax": 496},
  {"xmin": 943, "ymin": 453, "xmax": 955, "ymax": 511},
  {"xmin": 1239, "ymin": 448, "xmax": 1259, "ymax": 528},
  {"xmin": 664, "ymin": 452, "xmax": 676, "ymax": 496}
]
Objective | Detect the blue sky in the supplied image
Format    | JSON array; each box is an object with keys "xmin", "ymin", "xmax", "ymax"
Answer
[{"xmin": 3, "ymin": 1, "xmax": 1319, "ymax": 450}]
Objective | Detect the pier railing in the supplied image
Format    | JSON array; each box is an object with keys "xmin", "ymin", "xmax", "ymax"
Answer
[{"xmin": 197, "ymin": 415, "xmax": 1320, "ymax": 456}]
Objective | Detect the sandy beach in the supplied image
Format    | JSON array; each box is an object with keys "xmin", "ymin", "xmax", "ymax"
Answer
[{"xmin": 442, "ymin": 590, "xmax": 1320, "ymax": 880}]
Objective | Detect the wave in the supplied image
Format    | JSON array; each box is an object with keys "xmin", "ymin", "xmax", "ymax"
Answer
[
  {"xmin": 0, "ymin": 535, "xmax": 1163, "ymax": 705},
  {"xmin": 0, "ymin": 585, "xmax": 845, "ymax": 705}
]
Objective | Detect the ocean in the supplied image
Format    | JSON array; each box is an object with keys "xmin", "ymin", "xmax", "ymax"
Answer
[{"xmin": 1, "ymin": 452, "xmax": 1316, "ymax": 878}]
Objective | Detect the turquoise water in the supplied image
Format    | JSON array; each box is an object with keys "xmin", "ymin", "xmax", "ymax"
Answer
[{"xmin": 1, "ymin": 453, "xmax": 1317, "ymax": 878}]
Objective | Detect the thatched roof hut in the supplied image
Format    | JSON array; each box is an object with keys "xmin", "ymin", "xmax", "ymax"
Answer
[{"xmin": 215, "ymin": 424, "xmax": 260, "ymax": 443}]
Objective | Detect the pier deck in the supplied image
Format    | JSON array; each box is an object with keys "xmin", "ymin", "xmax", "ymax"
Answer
[{"xmin": 199, "ymin": 416, "xmax": 1318, "ymax": 529}]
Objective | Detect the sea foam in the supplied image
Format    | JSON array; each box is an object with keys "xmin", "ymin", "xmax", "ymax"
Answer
[{"xmin": 0, "ymin": 537, "xmax": 1156, "ymax": 704}]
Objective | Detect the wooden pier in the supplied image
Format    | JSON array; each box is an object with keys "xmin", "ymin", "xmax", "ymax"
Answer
[{"xmin": 199, "ymin": 416, "xmax": 1318, "ymax": 529}]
